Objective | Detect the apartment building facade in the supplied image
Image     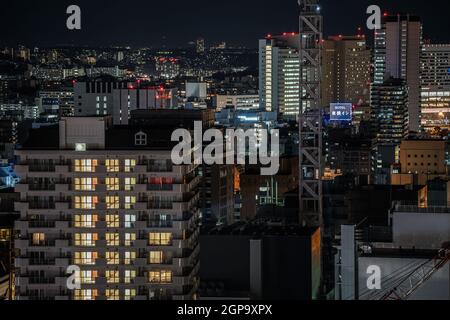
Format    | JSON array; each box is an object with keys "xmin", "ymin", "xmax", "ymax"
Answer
[{"xmin": 14, "ymin": 117, "xmax": 200, "ymax": 300}]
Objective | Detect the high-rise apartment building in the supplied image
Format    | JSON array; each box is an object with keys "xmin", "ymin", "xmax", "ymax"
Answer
[
  {"xmin": 259, "ymin": 33, "xmax": 300, "ymax": 119},
  {"xmin": 373, "ymin": 14, "xmax": 422, "ymax": 132},
  {"xmin": 321, "ymin": 35, "xmax": 371, "ymax": 108},
  {"xmin": 421, "ymin": 44, "xmax": 450, "ymax": 132},
  {"xmin": 14, "ymin": 117, "xmax": 200, "ymax": 300}
]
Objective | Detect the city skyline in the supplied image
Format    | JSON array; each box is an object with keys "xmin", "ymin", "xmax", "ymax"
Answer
[{"xmin": 1, "ymin": 0, "xmax": 450, "ymax": 48}]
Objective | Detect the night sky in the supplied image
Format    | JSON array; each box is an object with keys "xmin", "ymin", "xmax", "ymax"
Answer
[{"xmin": 1, "ymin": 0, "xmax": 449, "ymax": 48}]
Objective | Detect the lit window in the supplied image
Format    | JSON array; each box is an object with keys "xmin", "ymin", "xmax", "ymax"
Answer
[
  {"xmin": 135, "ymin": 131, "xmax": 147, "ymax": 146},
  {"xmin": 74, "ymin": 196, "xmax": 98, "ymax": 210},
  {"xmin": 80, "ymin": 270, "xmax": 98, "ymax": 284},
  {"xmin": 106, "ymin": 214, "xmax": 120, "ymax": 228},
  {"xmin": 124, "ymin": 270, "xmax": 136, "ymax": 284},
  {"xmin": 74, "ymin": 289, "xmax": 98, "ymax": 301},
  {"xmin": 105, "ymin": 289, "xmax": 120, "ymax": 301},
  {"xmin": 149, "ymin": 233, "xmax": 172, "ymax": 246},
  {"xmin": 106, "ymin": 252, "xmax": 120, "ymax": 265},
  {"xmin": 74, "ymin": 233, "xmax": 98, "ymax": 247},
  {"xmin": 149, "ymin": 251, "xmax": 163, "ymax": 264},
  {"xmin": 124, "ymin": 289, "xmax": 136, "ymax": 300},
  {"xmin": 106, "ymin": 270, "xmax": 120, "ymax": 284},
  {"xmin": 74, "ymin": 214, "xmax": 98, "ymax": 228},
  {"xmin": 124, "ymin": 196, "xmax": 136, "ymax": 209},
  {"xmin": 124, "ymin": 251, "xmax": 136, "ymax": 265},
  {"xmin": 74, "ymin": 252, "xmax": 98, "ymax": 265},
  {"xmin": 74, "ymin": 159, "xmax": 98, "ymax": 173},
  {"xmin": 124, "ymin": 214, "xmax": 136, "ymax": 228},
  {"xmin": 124, "ymin": 233, "xmax": 136, "ymax": 246},
  {"xmin": 149, "ymin": 270, "xmax": 172, "ymax": 283},
  {"xmin": 106, "ymin": 159, "xmax": 120, "ymax": 172},
  {"xmin": 106, "ymin": 177, "xmax": 120, "ymax": 191},
  {"xmin": 124, "ymin": 177, "xmax": 136, "ymax": 191},
  {"xmin": 106, "ymin": 196, "xmax": 120, "ymax": 209},
  {"xmin": 32, "ymin": 233, "xmax": 45, "ymax": 245},
  {"xmin": 124, "ymin": 159, "xmax": 136, "ymax": 172},
  {"xmin": 106, "ymin": 233, "xmax": 120, "ymax": 246}
]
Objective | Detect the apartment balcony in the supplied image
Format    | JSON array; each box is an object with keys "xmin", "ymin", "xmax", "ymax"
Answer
[
  {"xmin": 29, "ymin": 259, "xmax": 56, "ymax": 266},
  {"xmin": 147, "ymin": 184, "xmax": 174, "ymax": 192},
  {"xmin": 29, "ymin": 220, "xmax": 56, "ymax": 229},
  {"xmin": 132, "ymin": 258, "xmax": 147, "ymax": 267},
  {"xmin": 147, "ymin": 220, "xmax": 174, "ymax": 228},
  {"xmin": 28, "ymin": 202, "xmax": 56, "ymax": 210},
  {"xmin": 14, "ymin": 164, "xmax": 29, "ymax": 175},
  {"xmin": 173, "ymin": 284, "xmax": 198, "ymax": 301},
  {"xmin": 15, "ymin": 258, "xmax": 29, "ymax": 267},
  {"xmin": 28, "ymin": 277, "xmax": 57, "ymax": 285},
  {"xmin": 29, "ymin": 240, "xmax": 56, "ymax": 247}
]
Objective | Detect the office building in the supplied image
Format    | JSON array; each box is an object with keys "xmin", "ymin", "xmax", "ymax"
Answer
[
  {"xmin": 391, "ymin": 138, "xmax": 447, "ymax": 185},
  {"xmin": 214, "ymin": 94, "xmax": 259, "ymax": 111},
  {"xmin": 321, "ymin": 35, "xmax": 371, "ymax": 108},
  {"xmin": 371, "ymin": 78, "xmax": 409, "ymax": 184},
  {"xmin": 421, "ymin": 44, "xmax": 450, "ymax": 132},
  {"xmin": 335, "ymin": 205, "xmax": 450, "ymax": 300},
  {"xmin": 74, "ymin": 78, "xmax": 178, "ymax": 125},
  {"xmin": 196, "ymin": 38, "xmax": 205, "ymax": 54},
  {"xmin": 374, "ymin": 14, "xmax": 422, "ymax": 132},
  {"xmin": 371, "ymin": 78, "xmax": 409, "ymax": 145},
  {"xmin": 156, "ymin": 57, "xmax": 180, "ymax": 80},
  {"xmin": 200, "ymin": 222, "xmax": 321, "ymax": 300},
  {"xmin": 14, "ymin": 117, "xmax": 200, "ymax": 300},
  {"xmin": 259, "ymin": 34, "xmax": 300, "ymax": 119}
]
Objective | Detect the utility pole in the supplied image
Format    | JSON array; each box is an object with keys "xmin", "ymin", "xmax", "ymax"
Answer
[{"xmin": 298, "ymin": 0, "xmax": 323, "ymax": 227}]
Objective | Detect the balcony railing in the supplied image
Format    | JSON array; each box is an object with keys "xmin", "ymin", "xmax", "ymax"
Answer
[
  {"xmin": 29, "ymin": 221, "xmax": 56, "ymax": 228},
  {"xmin": 147, "ymin": 220, "xmax": 173, "ymax": 228},
  {"xmin": 147, "ymin": 184, "xmax": 174, "ymax": 191},
  {"xmin": 28, "ymin": 202, "xmax": 56, "ymax": 209}
]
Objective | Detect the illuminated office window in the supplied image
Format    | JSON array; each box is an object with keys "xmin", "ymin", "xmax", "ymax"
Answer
[
  {"xmin": 106, "ymin": 159, "xmax": 120, "ymax": 172},
  {"xmin": 124, "ymin": 289, "xmax": 136, "ymax": 300},
  {"xmin": 74, "ymin": 252, "xmax": 98, "ymax": 265},
  {"xmin": 74, "ymin": 289, "xmax": 98, "ymax": 301},
  {"xmin": 74, "ymin": 214, "xmax": 98, "ymax": 228},
  {"xmin": 124, "ymin": 233, "xmax": 136, "ymax": 246},
  {"xmin": 105, "ymin": 289, "xmax": 120, "ymax": 301},
  {"xmin": 149, "ymin": 233, "xmax": 172, "ymax": 246},
  {"xmin": 74, "ymin": 233, "xmax": 98, "ymax": 247},
  {"xmin": 149, "ymin": 251, "xmax": 163, "ymax": 264},
  {"xmin": 124, "ymin": 214, "xmax": 136, "ymax": 228},
  {"xmin": 106, "ymin": 214, "xmax": 120, "ymax": 228},
  {"xmin": 106, "ymin": 252, "xmax": 120, "ymax": 265},
  {"xmin": 124, "ymin": 159, "xmax": 136, "ymax": 172},
  {"xmin": 124, "ymin": 177, "xmax": 136, "ymax": 191},
  {"xmin": 106, "ymin": 196, "xmax": 120, "ymax": 209},
  {"xmin": 106, "ymin": 177, "xmax": 120, "ymax": 191},
  {"xmin": 149, "ymin": 270, "xmax": 172, "ymax": 283},
  {"xmin": 106, "ymin": 270, "xmax": 120, "ymax": 284},
  {"xmin": 74, "ymin": 177, "xmax": 98, "ymax": 191},
  {"xmin": 124, "ymin": 270, "xmax": 136, "ymax": 284},
  {"xmin": 74, "ymin": 196, "xmax": 98, "ymax": 210},
  {"xmin": 124, "ymin": 251, "xmax": 136, "ymax": 265},
  {"xmin": 106, "ymin": 233, "xmax": 120, "ymax": 246},
  {"xmin": 80, "ymin": 270, "xmax": 98, "ymax": 284},
  {"xmin": 74, "ymin": 159, "xmax": 98, "ymax": 173},
  {"xmin": 32, "ymin": 233, "xmax": 45, "ymax": 245},
  {"xmin": 124, "ymin": 196, "xmax": 136, "ymax": 209}
]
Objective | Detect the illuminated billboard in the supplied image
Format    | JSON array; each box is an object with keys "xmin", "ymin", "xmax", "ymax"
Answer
[{"xmin": 330, "ymin": 103, "xmax": 352, "ymax": 121}]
